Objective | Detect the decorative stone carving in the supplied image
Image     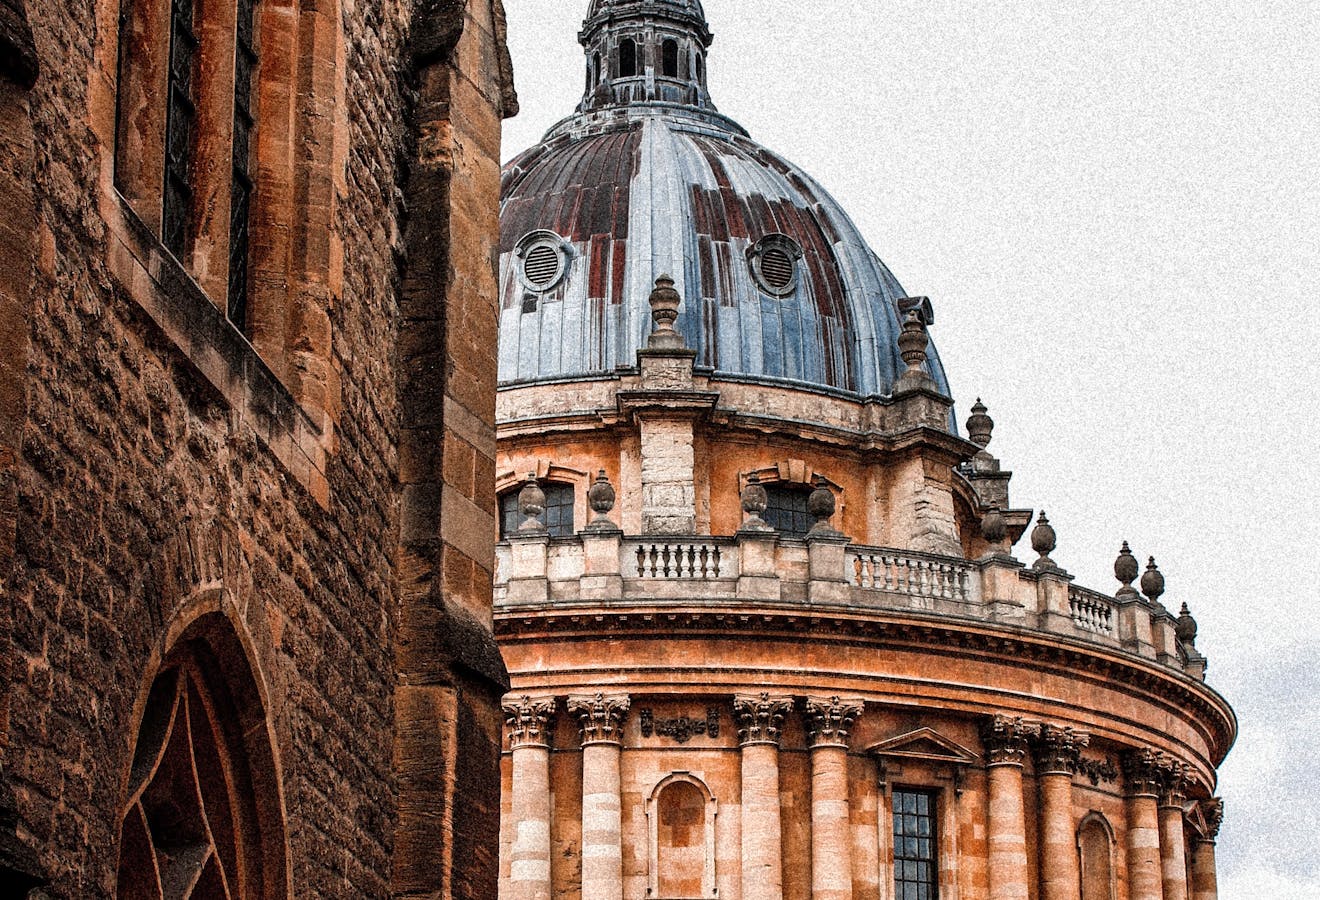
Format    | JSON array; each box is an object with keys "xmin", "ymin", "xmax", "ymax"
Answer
[
  {"xmin": 1160, "ymin": 761, "xmax": 1190, "ymax": 808},
  {"xmin": 567, "ymin": 692, "xmax": 631, "ymax": 745},
  {"xmin": 1031, "ymin": 724, "xmax": 1090, "ymax": 775},
  {"xmin": 1140, "ymin": 556, "xmax": 1165, "ymax": 603},
  {"xmin": 639, "ymin": 708, "xmax": 719, "ymax": 743},
  {"xmin": 1077, "ymin": 756, "xmax": 1119, "ymax": 786},
  {"xmin": 981, "ymin": 714, "xmax": 1042, "ymax": 766},
  {"xmin": 732, "ymin": 692, "xmax": 793, "ymax": 746},
  {"xmin": 1031, "ymin": 511, "xmax": 1058, "ymax": 571},
  {"xmin": 1122, "ymin": 748, "xmax": 1168, "ymax": 796},
  {"xmin": 1114, "ymin": 541, "xmax": 1140, "ymax": 599},
  {"xmin": 738, "ymin": 473, "xmax": 773, "ymax": 533},
  {"xmin": 518, "ymin": 474, "xmax": 547, "ymax": 532},
  {"xmin": 981, "ymin": 503, "xmax": 1007, "ymax": 546},
  {"xmin": 502, "ymin": 695, "xmax": 557, "ymax": 749},
  {"xmin": 647, "ymin": 274, "xmax": 685, "ymax": 349},
  {"xmin": 1175, "ymin": 602, "xmax": 1198, "ymax": 648},
  {"xmin": 806, "ymin": 480, "xmax": 840, "ymax": 537},
  {"xmin": 897, "ymin": 310, "xmax": 930, "ymax": 374},
  {"xmin": 802, "ymin": 696, "xmax": 864, "ymax": 748},
  {"xmin": 1200, "ymin": 798, "xmax": 1224, "ymax": 841},
  {"xmin": 586, "ymin": 469, "xmax": 619, "ymax": 531},
  {"xmin": 967, "ymin": 398, "xmax": 994, "ymax": 447}
]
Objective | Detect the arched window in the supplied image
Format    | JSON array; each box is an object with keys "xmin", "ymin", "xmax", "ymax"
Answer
[
  {"xmin": 662, "ymin": 39, "xmax": 679, "ymax": 78},
  {"xmin": 116, "ymin": 617, "xmax": 286, "ymax": 899},
  {"xmin": 647, "ymin": 774, "xmax": 717, "ymax": 898},
  {"xmin": 499, "ymin": 481, "xmax": 575, "ymax": 538},
  {"xmin": 763, "ymin": 483, "xmax": 815, "ymax": 537},
  {"xmin": 593, "ymin": 51, "xmax": 602, "ymax": 85},
  {"xmin": 1079, "ymin": 813, "xmax": 1116, "ymax": 900},
  {"xmin": 619, "ymin": 39, "xmax": 637, "ymax": 77},
  {"xmin": 694, "ymin": 52, "xmax": 704, "ymax": 85}
]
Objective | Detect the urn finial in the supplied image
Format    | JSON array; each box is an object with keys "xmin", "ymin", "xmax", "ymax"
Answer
[
  {"xmin": 980, "ymin": 503, "xmax": 1007, "ymax": 547},
  {"xmin": 1175, "ymin": 602, "xmax": 1198, "ymax": 648},
  {"xmin": 1114, "ymin": 541, "xmax": 1139, "ymax": 599},
  {"xmin": 586, "ymin": 470, "xmax": 618, "ymax": 530},
  {"xmin": 897, "ymin": 309, "xmax": 929, "ymax": 373},
  {"xmin": 1031, "ymin": 510, "xmax": 1057, "ymax": 571},
  {"xmin": 807, "ymin": 478, "xmax": 838, "ymax": 536},
  {"xmin": 517, "ymin": 474, "xmax": 547, "ymax": 533},
  {"xmin": 1140, "ymin": 557, "xmax": 1165, "ymax": 604},
  {"xmin": 967, "ymin": 398, "xmax": 994, "ymax": 448},
  {"xmin": 738, "ymin": 473, "xmax": 773, "ymax": 533},
  {"xmin": 647, "ymin": 274, "xmax": 686, "ymax": 349}
]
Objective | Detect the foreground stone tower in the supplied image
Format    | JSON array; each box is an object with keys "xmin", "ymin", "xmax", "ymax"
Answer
[{"xmin": 494, "ymin": 3, "xmax": 1234, "ymax": 900}]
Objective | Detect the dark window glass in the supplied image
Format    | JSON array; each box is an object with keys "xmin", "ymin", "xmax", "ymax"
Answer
[
  {"xmin": 662, "ymin": 39, "xmax": 678, "ymax": 78},
  {"xmin": 695, "ymin": 53, "xmax": 703, "ymax": 84},
  {"xmin": 163, "ymin": 0, "xmax": 200, "ymax": 257},
  {"xmin": 763, "ymin": 483, "xmax": 814, "ymax": 537},
  {"xmin": 619, "ymin": 39, "xmax": 637, "ymax": 77},
  {"xmin": 500, "ymin": 482, "xmax": 575, "ymax": 538},
  {"xmin": 228, "ymin": 0, "xmax": 258, "ymax": 332},
  {"xmin": 593, "ymin": 52, "xmax": 602, "ymax": 85},
  {"xmin": 894, "ymin": 789, "xmax": 938, "ymax": 900}
]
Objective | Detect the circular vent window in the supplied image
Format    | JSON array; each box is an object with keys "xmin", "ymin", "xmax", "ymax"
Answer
[
  {"xmin": 750, "ymin": 234, "xmax": 802, "ymax": 296},
  {"xmin": 517, "ymin": 233, "xmax": 569, "ymax": 292}
]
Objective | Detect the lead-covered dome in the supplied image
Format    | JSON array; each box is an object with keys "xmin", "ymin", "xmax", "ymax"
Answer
[{"xmin": 497, "ymin": 0, "xmax": 951, "ymax": 399}]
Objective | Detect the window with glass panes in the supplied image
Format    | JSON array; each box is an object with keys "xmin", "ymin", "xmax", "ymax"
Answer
[
  {"xmin": 499, "ymin": 482, "xmax": 575, "ymax": 538},
  {"xmin": 763, "ymin": 483, "xmax": 814, "ymax": 536},
  {"xmin": 893, "ymin": 789, "xmax": 938, "ymax": 900}
]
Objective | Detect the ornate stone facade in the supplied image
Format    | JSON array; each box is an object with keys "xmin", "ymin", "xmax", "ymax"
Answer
[{"xmin": 494, "ymin": 4, "xmax": 1235, "ymax": 900}]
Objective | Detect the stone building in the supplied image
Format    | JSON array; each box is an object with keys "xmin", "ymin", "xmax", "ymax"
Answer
[
  {"xmin": 494, "ymin": 3, "xmax": 1235, "ymax": 900},
  {"xmin": 0, "ymin": 0, "xmax": 516, "ymax": 896}
]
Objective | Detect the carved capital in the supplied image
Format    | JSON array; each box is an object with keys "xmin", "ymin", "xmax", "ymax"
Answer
[
  {"xmin": 1200, "ymin": 798, "xmax": 1224, "ymax": 842},
  {"xmin": 802, "ymin": 696, "xmax": 864, "ymax": 749},
  {"xmin": 567, "ymin": 692, "xmax": 630, "ymax": 745},
  {"xmin": 1159, "ymin": 762, "xmax": 1190, "ymax": 809},
  {"xmin": 1032, "ymin": 724, "xmax": 1090, "ymax": 776},
  {"xmin": 982, "ymin": 715, "xmax": 1041, "ymax": 767},
  {"xmin": 1122, "ymin": 748, "xmax": 1168, "ymax": 797},
  {"xmin": 502, "ymin": 695, "xmax": 557, "ymax": 750},
  {"xmin": 733, "ymin": 693, "xmax": 793, "ymax": 746}
]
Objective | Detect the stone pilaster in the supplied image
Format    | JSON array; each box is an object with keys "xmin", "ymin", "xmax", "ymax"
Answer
[
  {"xmin": 1159, "ymin": 764, "xmax": 1191, "ymax": 900},
  {"xmin": 502, "ymin": 696, "xmax": 557, "ymax": 900},
  {"xmin": 568, "ymin": 693, "xmax": 630, "ymax": 900},
  {"xmin": 735, "ymin": 693, "xmax": 793, "ymax": 900},
  {"xmin": 1191, "ymin": 799, "xmax": 1222, "ymax": 900},
  {"xmin": 803, "ymin": 697, "xmax": 864, "ymax": 900},
  {"xmin": 1032, "ymin": 725, "xmax": 1088, "ymax": 900},
  {"xmin": 983, "ymin": 715, "xmax": 1040, "ymax": 900},
  {"xmin": 1123, "ymin": 749, "xmax": 1166, "ymax": 900}
]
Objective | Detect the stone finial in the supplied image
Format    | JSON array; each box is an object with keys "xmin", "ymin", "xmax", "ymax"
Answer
[
  {"xmin": 966, "ymin": 398, "xmax": 994, "ymax": 448},
  {"xmin": 585, "ymin": 470, "xmax": 618, "ymax": 530},
  {"xmin": 1114, "ymin": 541, "xmax": 1139, "ymax": 599},
  {"xmin": 738, "ymin": 473, "xmax": 773, "ymax": 533},
  {"xmin": 1030, "ymin": 511, "xmax": 1057, "ymax": 571},
  {"xmin": 802, "ymin": 696, "xmax": 864, "ymax": 748},
  {"xmin": 517, "ymin": 474, "xmax": 547, "ymax": 532},
  {"xmin": 1140, "ymin": 556, "xmax": 1165, "ymax": 604},
  {"xmin": 1175, "ymin": 602, "xmax": 1198, "ymax": 648},
  {"xmin": 980, "ymin": 503, "xmax": 1007, "ymax": 547},
  {"xmin": 647, "ymin": 274, "xmax": 686, "ymax": 349},
  {"xmin": 732, "ymin": 692, "xmax": 793, "ymax": 746},
  {"xmin": 566, "ymin": 692, "xmax": 630, "ymax": 745},
  {"xmin": 502, "ymin": 695, "xmax": 557, "ymax": 749},
  {"xmin": 981, "ymin": 714, "xmax": 1042, "ymax": 766},
  {"xmin": 896, "ymin": 310, "xmax": 932, "ymax": 383},
  {"xmin": 806, "ymin": 479, "xmax": 839, "ymax": 536}
]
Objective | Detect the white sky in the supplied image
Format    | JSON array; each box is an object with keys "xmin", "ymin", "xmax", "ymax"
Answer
[{"xmin": 501, "ymin": 2, "xmax": 1320, "ymax": 891}]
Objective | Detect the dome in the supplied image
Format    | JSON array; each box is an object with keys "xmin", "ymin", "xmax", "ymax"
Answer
[{"xmin": 497, "ymin": 1, "xmax": 952, "ymax": 400}]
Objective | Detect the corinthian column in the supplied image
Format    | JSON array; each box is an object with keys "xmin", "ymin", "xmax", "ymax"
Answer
[
  {"xmin": 803, "ymin": 696, "xmax": 864, "ymax": 900},
  {"xmin": 1033, "ymin": 725, "xmax": 1088, "ymax": 900},
  {"xmin": 735, "ymin": 692, "xmax": 794, "ymax": 900},
  {"xmin": 983, "ymin": 715, "xmax": 1040, "ymax": 900},
  {"xmin": 1159, "ymin": 764, "xmax": 1190, "ymax": 900},
  {"xmin": 1124, "ymin": 750, "xmax": 1166, "ymax": 900},
  {"xmin": 1190, "ymin": 799, "xmax": 1222, "ymax": 900},
  {"xmin": 567, "ymin": 693, "xmax": 630, "ymax": 900},
  {"xmin": 502, "ymin": 695, "xmax": 557, "ymax": 900}
]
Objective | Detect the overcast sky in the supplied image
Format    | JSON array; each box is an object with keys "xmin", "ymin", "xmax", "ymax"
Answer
[{"xmin": 500, "ymin": 2, "xmax": 1319, "ymax": 893}]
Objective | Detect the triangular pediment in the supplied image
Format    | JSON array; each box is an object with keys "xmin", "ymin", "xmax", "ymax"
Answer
[{"xmin": 864, "ymin": 727, "xmax": 978, "ymax": 764}]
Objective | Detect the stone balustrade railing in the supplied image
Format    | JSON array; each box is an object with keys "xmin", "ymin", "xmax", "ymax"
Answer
[{"xmin": 494, "ymin": 532, "xmax": 1195, "ymax": 677}]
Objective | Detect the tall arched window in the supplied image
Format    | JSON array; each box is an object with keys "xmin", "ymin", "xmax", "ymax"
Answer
[
  {"xmin": 619, "ymin": 38, "xmax": 637, "ymax": 77},
  {"xmin": 1079, "ymin": 813, "xmax": 1116, "ymax": 900},
  {"xmin": 661, "ymin": 39, "xmax": 679, "ymax": 78},
  {"xmin": 116, "ymin": 617, "xmax": 286, "ymax": 899}
]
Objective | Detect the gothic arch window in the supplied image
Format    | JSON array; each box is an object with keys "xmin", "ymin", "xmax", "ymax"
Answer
[
  {"xmin": 116, "ymin": 615, "xmax": 287, "ymax": 899},
  {"xmin": 619, "ymin": 38, "xmax": 637, "ymax": 77},
  {"xmin": 499, "ymin": 481, "xmax": 575, "ymax": 538},
  {"xmin": 646, "ymin": 774, "xmax": 717, "ymax": 899},
  {"xmin": 661, "ymin": 39, "xmax": 679, "ymax": 78},
  {"xmin": 1078, "ymin": 812, "xmax": 1116, "ymax": 900}
]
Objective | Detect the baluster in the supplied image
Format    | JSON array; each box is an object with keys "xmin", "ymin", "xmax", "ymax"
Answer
[
  {"xmin": 647, "ymin": 545, "xmax": 658, "ymax": 577},
  {"xmin": 711, "ymin": 545, "xmax": 722, "ymax": 577},
  {"xmin": 636, "ymin": 545, "xmax": 646, "ymax": 577},
  {"xmin": 882, "ymin": 555, "xmax": 895, "ymax": 591}
]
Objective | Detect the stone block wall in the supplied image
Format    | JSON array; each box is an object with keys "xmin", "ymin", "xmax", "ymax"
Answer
[{"xmin": 0, "ymin": 0, "xmax": 515, "ymax": 896}]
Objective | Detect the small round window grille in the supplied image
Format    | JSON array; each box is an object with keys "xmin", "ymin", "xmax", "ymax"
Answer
[
  {"xmin": 760, "ymin": 247, "xmax": 795, "ymax": 290},
  {"xmin": 750, "ymin": 234, "xmax": 802, "ymax": 296},
  {"xmin": 524, "ymin": 243, "xmax": 562, "ymax": 289}
]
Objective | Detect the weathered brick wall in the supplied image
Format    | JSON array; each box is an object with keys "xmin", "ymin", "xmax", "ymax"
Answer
[{"xmin": 2, "ymin": 0, "xmax": 514, "ymax": 897}]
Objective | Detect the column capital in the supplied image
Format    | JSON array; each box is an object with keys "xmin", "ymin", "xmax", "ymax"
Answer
[
  {"xmin": 1031, "ymin": 724, "xmax": 1090, "ymax": 776},
  {"xmin": 567, "ymin": 692, "xmax": 631, "ymax": 745},
  {"xmin": 1159, "ymin": 762, "xmax": 1191, "ymax": 810},
  {"xmin": 733, "ymin": 692, "xmax": 793, "ymax": 746},
  {"xmin": 502, "ymin": 694, "xmax": 557, "ymax": 749},
  {"xmin": 1198, "ymin": 797, "xmax": 1224, "ymax": 843},
  {"xmin": 802, "ymin": 695, "xmax": 864, "ymax": 749},
  {"xmin": 982, "ymin": 714, "xmax": 1041, "ymax": 767},
  {"xmin": 1122, "ymin": 747, "xmax": 1171, "ymax": 797}
]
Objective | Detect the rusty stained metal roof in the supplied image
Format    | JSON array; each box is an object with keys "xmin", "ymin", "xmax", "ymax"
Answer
[{"xmin": 498, "ymin": 107, "xmax": 952, "ymax": 401}]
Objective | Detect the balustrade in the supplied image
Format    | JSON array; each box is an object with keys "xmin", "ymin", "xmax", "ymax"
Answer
[
  {"xmin": 848, "ymin": 547, "xmax": 973, "ymax": 604},
  {"xmin": 625, "ymin": 539, "xmax": 733, "ymax": 579},
  {"xmin": 1069, "ymin": 586, "xmax": 1116, "ymax": 636}
]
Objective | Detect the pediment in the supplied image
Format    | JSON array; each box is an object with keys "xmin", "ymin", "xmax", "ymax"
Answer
[{"xmin": 864, "ymin": 727, "xmax": 978, "ymax": 764}]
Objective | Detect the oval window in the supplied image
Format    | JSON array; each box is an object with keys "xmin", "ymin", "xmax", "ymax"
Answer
[
  {"xmin": 516, "ymin": 232, "xmax": 569, "ymax": 293},
  {"xmin": 749, "ymin": 234, "xmax": 803, "ymax": 296}
]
